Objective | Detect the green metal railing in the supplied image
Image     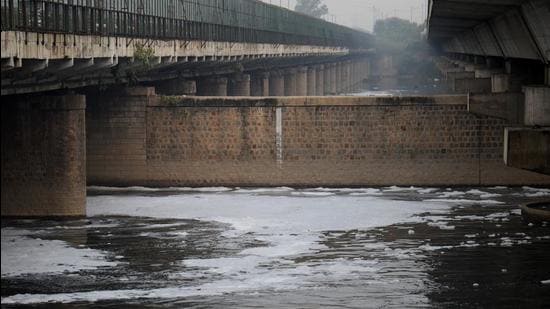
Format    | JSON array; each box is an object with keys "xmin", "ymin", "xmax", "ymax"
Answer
[{"xmin": 1, "ymin": 0, "xmax": 372, "ymax": 48}]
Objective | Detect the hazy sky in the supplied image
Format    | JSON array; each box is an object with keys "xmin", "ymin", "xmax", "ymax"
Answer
[{"xmin": 260, "ymin": 0, "xmax": 428, "ymax": 32}]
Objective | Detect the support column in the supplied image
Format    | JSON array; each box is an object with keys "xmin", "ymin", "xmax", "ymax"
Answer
[
  {"xmin": 524, "ymin": 86, "xmax": 550, "ymax": 126},
  {"xmin": 306, "ymin": 66, "xmax": 316, "ymax": 96},
  {"xmin": 228, "ymin": 74, "xmax": 251, "ymax": 96},
  {"xmin": 250, "ymin": 72, "xmax": 269, "ymax": 97},
  {"xmin": 492, "ymin": 73, "xmax": 511, "ymax": 93},
  {"xmin": 330, "ymin": 63, "xmax": 337, "ymax": 95},
  {"xmin": 197, "ymin": 77, "xmax": 228, "ymax": 96},
  {"xmin": 335, "ymin": 62, "xmax": 342, "ymax": 94},
  {"xmin": 284, "ymin": 68, "xmax": 297, "ymax": 96},
  {"xmin": 155, "ymin": 78, "xmax": 196, "ymax": 96},
  {"xmin": 251, "ymin": 72, "xmax": 270, "ymax": 97},
  {"xmin": 269, "ymin": 70, "xmax": 285, "ymax": 96},
  {"xmin": 315, "ymin": 64, "xmax": 325, "ymax": 96},
  {"xmin": 2, "ymin": 95, "xmax": 86, "ymax": 217},
  {"xmin": 296, "ymin": 67, "xmax": 308, "ymax": 96},
  {"xmin": 324, "ymin": 63, "xmax": 332, "ymax": 95}
]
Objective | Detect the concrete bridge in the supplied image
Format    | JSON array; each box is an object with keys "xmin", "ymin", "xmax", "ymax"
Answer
[
  {"xmin": 2, "ymin": 1, "xmax": 549, "ymax": 218},
  {"xmin": 1, "ymin": 0, "xmax": 372, "ymax": 96},
  {"xmin": 427, "ymin": 0, "xmax": 549, "ymax": 176}
]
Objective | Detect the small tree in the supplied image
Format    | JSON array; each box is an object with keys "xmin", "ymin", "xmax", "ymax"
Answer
[{"xmin": 295, "ymin": 0, "xmax": 328, "ymax": 19}]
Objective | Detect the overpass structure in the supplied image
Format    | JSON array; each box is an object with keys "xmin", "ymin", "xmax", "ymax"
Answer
[
  {"xmin": 428, "ymin": 0, "xmax": 549, "ymax": 176},
  {"xmin": 1, "ymin": 0, "xmax": 372, "ymax": 96}
]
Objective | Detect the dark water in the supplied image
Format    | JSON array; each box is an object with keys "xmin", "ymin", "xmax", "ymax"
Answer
[{"xmin": 1, "ymin": 186, "xmax": 549, "ymax": 308}]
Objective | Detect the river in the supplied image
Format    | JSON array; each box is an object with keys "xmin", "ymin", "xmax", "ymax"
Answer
[{"xmin": 2, "ymin": 186, "xmax": 549, "ymax": 308}]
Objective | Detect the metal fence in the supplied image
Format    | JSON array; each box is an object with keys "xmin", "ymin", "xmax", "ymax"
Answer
[{"xmin": 0, "ymin": 0, "xmax": 372, "ymax": 48}]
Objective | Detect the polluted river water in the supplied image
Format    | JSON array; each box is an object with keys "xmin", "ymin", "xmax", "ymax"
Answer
[{"xmin": 1, "ymin": 186, "xmax": 549, "ymax": 308}]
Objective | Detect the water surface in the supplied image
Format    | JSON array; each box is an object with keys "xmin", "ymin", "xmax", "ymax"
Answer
[{"xmin": 2, "ymin": 186, "xmax": 549, "ymax": 308}]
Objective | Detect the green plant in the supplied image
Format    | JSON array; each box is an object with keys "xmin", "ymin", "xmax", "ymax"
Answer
[{"xmin": 134, "ymin": 43, "xmax": 155, "ymax": 67}]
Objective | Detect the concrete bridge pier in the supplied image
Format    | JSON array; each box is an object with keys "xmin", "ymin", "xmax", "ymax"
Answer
[
  {"xmin": 307, "ymin": 67, "xmax": 316, "ymax": 96},
  {"xmin": 228, "ymin": 74, "xmax": 251, "ymax": 96},
  {"xmin": 324, "ymin": 64, "xmax": 332, "ymax": 95},
  {"xmin": 335, "ymin": 63, "xmax": 343, "ymax": 94},
  {"xmin": 296, "ymin": 67, "xmax": 308, "ymax": 96},
  {"xmin": 315, "ymin": 65, "xmax": 325, "ymax": 96},
  {"xmin": 251, "ymin": 72, "xmax": 270, "ymax": 97},
  {"xmin": 284, "ymin": 68, "xmax": 297, "ymax": 96},
  {"xmin": 329, "ymin": 63, "xmax": 338, "ymax": 95},
  {"xmin": 197, "ymin": 77, "xmax": 228, "ymax": 96},
  {"xmin": 155, "ymin": 79, "xmax": 197, "ymax": 96},
  {"xmin": 269, "ymin": 71, "xmax": 285, "ymax": 96},
  {"xmin": 1, "ymin": 95, "xmax": 86, "ymax": 217}
]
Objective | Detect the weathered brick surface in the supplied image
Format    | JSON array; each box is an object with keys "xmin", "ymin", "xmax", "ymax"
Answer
[
  {"xmin": 1, "ymin": 95, "xmax": 86, "ymax": 217},
  {"xmin": 86, "ymin": 89, "xmax": 150, "ymax": 185},
  {"xmin": 87, "ymin": 94, "xmax": 550, "ymax": 187}
]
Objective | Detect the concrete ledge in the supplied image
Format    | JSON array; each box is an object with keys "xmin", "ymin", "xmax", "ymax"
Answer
[
  {"xmin": 504, "ymin": 127, "xmax": 550, "ymax": 175},
  {"xmin": 151, "ymin": 95, "xmax": 468, "ymax": 108}
]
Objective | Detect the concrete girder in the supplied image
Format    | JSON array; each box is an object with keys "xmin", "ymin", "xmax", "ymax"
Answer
[
  {"xmin": 490, "ymin": 8, "xmax": 542, "ymax": 60},
  {"xmin": 430, "ymin": 0, "xmax": 548, "ymax": 63}
]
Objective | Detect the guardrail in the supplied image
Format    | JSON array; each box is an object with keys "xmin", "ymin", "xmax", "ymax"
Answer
[{"xmin": 0, "ymin": 0, "xmax": 372, "ymax": 48}]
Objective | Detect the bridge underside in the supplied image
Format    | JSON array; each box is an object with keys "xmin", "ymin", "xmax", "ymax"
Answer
[{"xmin": 428, "ymin": 0, "xmax": 549, "ymax": 176}]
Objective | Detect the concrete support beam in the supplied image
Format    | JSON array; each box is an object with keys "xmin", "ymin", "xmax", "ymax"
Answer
[
  {"xmin": 269, "ymin": 71, "xmax": 285, "ymax": 96},
  {"xmin": 295, "ymin": 67, "xmax": 308, "ymax": 96},
  {"xmin": 1, "ymin": 95, "xmax": 86, "ymax": 217},
  {"xmin": 284, "ymin": 68, "xmax": 297, "ymax": 96},
  {"xmin": 504, "ymin": 128, "xmax": 550, "ymax": 175},
  {"xmin": 453, "ymin": 78, "xmax": 492, "ymax": 94},
  {"xmin": 306, "ymin": 67, "xmax": 316, "ymax": 96},
  {"xmin": 315, "ymin": 65, "xmax": 325, "ymax": 96},
  {"xmin": 251, "ymin": 72, "xmax": 269, "ymax": 97},
  {"xmin": 197, "ymin": 77, "xmax": 228, "ymax": 96},
  {"xmin": 475, "ymin": 69, "xmax": 504, "ymax": 79},
  {"xmin": 446, "ymin": 71, "xmax": 475, "ymax": 82},
  {"xmin": 228, "ymin": 74, "xmax": 251, "ymax": 97},
  {"xmin": 492, "ymin": 74, "xmax": 511, "ymax": 93},
  {"xmin": 156, "ymin": 79, "xmax": 197, "ymax": 96},
  {"xmin": 524, "ymin": 86, "xmax": 550, "ymax": 126},
  {"xmin": 468, "ymin": 92, "xmax": 524, "ymax": 124}
]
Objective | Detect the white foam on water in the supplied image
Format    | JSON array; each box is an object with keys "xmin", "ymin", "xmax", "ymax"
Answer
[
  {"xmin": 3, "ymin": 187, "xmax": 515, "ymax": 305},
  {"xmin": 1, "ymin": 228, "xmax": 117, "ymax": 277},
  {"xmin": 437, "ymin": 191, "xmax": 466, "ymax": 198},
  {"xmin": 423, "ymin": 199, "xmax": 504, "ymax": 205},
  {"xmin": 233, "ymin": 187, "xmax": 295, "ymax": 194},
  {"xmin": 87, "ymin": 186, "xmax": 233, "ymax": 193}
]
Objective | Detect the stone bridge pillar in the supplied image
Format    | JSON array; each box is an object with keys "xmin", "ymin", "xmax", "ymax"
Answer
[
  {"xmin": 315, "ymin": 64, "xmax": 325, "ymax": 96},
  {"xmin": 197, "ymin": 77, "xmax": 228, "ymax": 96},
  {"xmin": 269, "ymin": 70, "xmax": 285, "ymax": 96},
  {"xmin": 306, "ymin": 66, "xmax": 316, "ymax": 96},
  {"xmin": 296, "ymin": 67, "xmax": 308, "ymax": 96},
  {"xmin": 284, "ymin": 68, "xmax": 297, "ymax": 96},
  {"xmin": 1, "ymin": 95, "xmax": 86, "ymax": 217},
  {"xmin": 251, "ymin": 72, "xmax": 269, "ymax": 97},
  {"xmin": 228, "ymin": 74, "xmax": 251, "ymax": 96}
]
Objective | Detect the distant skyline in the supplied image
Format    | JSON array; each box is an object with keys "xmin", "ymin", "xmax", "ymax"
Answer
[{"xmin": 260, "ymin": 0, "xmax": 428, "ymax": 32}]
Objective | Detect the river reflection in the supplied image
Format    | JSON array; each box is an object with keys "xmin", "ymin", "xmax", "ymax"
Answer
[{"xmin": 1, "ymin": 186, "xmax": 549, "ymax": 308}]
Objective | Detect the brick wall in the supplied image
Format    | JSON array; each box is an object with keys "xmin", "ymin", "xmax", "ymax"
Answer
[
  {"xmin": 86, "ymin": 92, "xmax": 550, "ymax": 187},
  {"xmin": 1, "ymin": 95, "xmax": 86, "ymax": 217}
]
